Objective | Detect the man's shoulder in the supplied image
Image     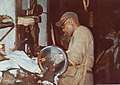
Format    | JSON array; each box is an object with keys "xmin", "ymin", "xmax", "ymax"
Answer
[
  {"xmin": 77, "ymin": 25, "xmax": 92, "ymax": 33},
  {"xmin": 78, "ymin": 25, "xmax": 89, "ymax": 30}
]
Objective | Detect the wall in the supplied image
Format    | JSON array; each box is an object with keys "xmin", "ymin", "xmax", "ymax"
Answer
[
  {"xmin": 0, "ymin": 0, "xmax": 16, "ymax": 54},
  {"xmin": 37, "ymin": 0, "xmax": 47, "ymax": 46}
]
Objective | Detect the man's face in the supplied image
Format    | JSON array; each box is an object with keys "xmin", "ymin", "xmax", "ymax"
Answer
[{"xmin": 61, "ymin": 19, "xmax": 74, "ymax": 37}]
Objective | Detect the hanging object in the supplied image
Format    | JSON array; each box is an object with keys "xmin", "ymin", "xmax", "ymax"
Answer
[
  {"xmin": 88, "ymin": 12, "xmax": 94, "ymax": 28},
  {"xmin": 82, "ymin": 0, "xmax": 89, "ymax": 12},
  {"xmin": 51, "ymin": 23, "xmax": 56, "ymax": 45}
]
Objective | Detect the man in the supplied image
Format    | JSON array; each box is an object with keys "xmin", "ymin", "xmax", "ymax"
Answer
[{"xmin": 56, "ymin": 12, "xmax": 94, "ymax": 85}]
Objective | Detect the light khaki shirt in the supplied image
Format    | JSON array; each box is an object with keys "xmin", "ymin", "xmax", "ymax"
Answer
[{"xmin": 67, "ymin": 25, "xmax": 94, "ymax": 69}]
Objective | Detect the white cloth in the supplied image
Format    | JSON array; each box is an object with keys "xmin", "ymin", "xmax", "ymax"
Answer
[{"xmin": 0, "ymin": 51, "xmax": 41, "ymax": 74}]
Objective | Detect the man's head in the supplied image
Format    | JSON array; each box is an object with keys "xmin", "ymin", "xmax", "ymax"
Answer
[
  {"xmin": 56, "ymin": 12, "xmax": 80, "ymax": 36},
  {"xmin": 56, "ymin": 12, "xmax": 79, "ymax": 27}
]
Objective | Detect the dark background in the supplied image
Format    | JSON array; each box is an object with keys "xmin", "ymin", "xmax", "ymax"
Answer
[{"xmin": 47, "ymin": 0, "xmax": 120, "ymax": 45}]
